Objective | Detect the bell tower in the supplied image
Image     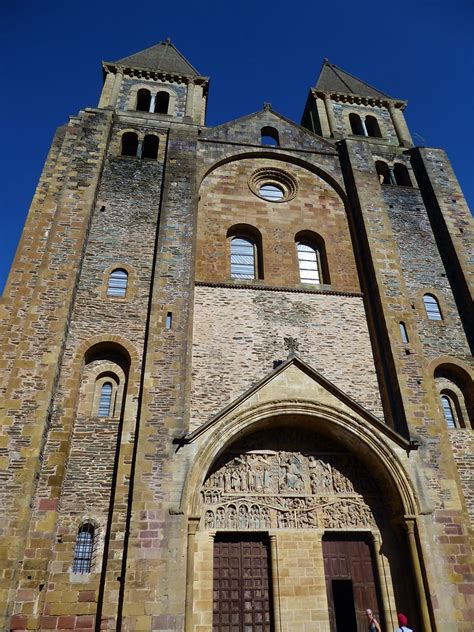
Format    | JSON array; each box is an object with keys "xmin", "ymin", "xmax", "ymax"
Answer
[
  {"xmin": 98, "ymin": 38, "xmax": 209, "ymax": 124},
  {"xmin": 301, "ymin": 59, "xmax": 412, "ymax": 147}
]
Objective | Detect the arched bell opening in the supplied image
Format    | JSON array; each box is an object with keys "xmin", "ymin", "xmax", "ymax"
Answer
[{"xmin": 186, "ymin": 412, "xmax": 424, "ymax": 632}]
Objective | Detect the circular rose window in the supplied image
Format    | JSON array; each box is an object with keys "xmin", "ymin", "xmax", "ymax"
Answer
[{"xmin": 249, "ymin": 168, "xmax": 298, "ymax": 203}]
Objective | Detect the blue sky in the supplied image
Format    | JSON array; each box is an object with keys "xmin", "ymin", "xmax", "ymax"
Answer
[{"xmin": 1, "ymin": 0, "xmax": 473, "ymax": 292}]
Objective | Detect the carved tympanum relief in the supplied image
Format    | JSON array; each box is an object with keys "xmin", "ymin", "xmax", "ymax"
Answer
[{"xmin": 200, "ymin": 429, "xmax": 380, "ymax": 530}]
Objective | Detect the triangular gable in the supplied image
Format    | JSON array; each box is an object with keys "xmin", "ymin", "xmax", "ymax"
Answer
[
  {"xmin": 201, "ymin": 107, "xmax": 336, "ymax": 152},
  {"xmin": 315, "ymin": 59, "xmax": 393, "ymax": 100},
  {"xmin": 181, "ymin": 356, "xmax": 411, "ymax": 448},
  {"xmin": 111, "ymin": 39, "xmax": 200, "ymax": 76}
]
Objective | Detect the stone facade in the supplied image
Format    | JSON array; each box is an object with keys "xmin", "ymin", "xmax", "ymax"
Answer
[{"xmin": 0, "ymin": 42, "xmax": 472, "ymax": 632}]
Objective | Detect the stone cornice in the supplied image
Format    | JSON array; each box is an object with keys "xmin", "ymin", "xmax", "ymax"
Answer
[
  {"xmin": 195, "ymin": 280, "xmax": 362, "ymax": 298},
  {"xmin": 102, "ymin": 61, "xmax": 209, "ymax": 87},
  {"xmin": 312, "ymin": 88, "xmax": 407, "ymax": 110}
]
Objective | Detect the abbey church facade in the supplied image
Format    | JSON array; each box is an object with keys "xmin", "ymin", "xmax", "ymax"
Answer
[{"xmin": 0, "ymin": 40, "xmax": 472, "ymax": 632}]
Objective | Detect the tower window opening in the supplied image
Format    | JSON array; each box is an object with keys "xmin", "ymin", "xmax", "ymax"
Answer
[
  {"xmin": 423, "ymin": 294, "xmax": 443, "ymax": 320},
  {"xmin": 441, "ymin": 395, "xmax": 457, "ymax": 428},
  {"xmin": 166, "ymin": 312, "xmax": 173, "ymax": 329},
  {"xmin": 399, "ymin": 322, "xmax": 409, "ymax": 343},
  {"xmin": 230, "ymin": 237, "xmax": 256, "ymax": 279},
  {"xmin": 155, "ymin": 91, "xmax": 170, "ymax": 114},
  {"xmin": 297, "ymin": 242, "xmax": 321, "ymax": 284},
  {"xmin": 121, "ymin": 132, "xmax": 138, "ymax": 157},
  {"xmin": 72, "ymin": 523, "xmax": 94, "ymax": 573},
  {"xmin": 261, "ymin": 126, "xmax": 280, "ymax": 146},
  {"xmin": 365, "ymin": 115, "xmax": 382, "ymax": 138},
  {"xmin": 136, "ymin": 89, "xmax": 151, "ymax": 112},
  {"xmin": 375, "ymin": 161, "xmax": 392, "ymax": 185},
  {"xmin": 349, "ymin": 113, "xmax": 365, "ymax": 136},
  {"xmin": 393, "ymin": 163, "xmax": 413, "ymax": 187},
  {"xmin": 107, "ymin": 269, "xmax": 128, "ymax": 297},
  {"xmin": 142, "ymin": 135, "xmax": 159, "ymax": 160},
  {"xmin": 98, "ymin": 381, "xmax": 113, "ymax": 417}
]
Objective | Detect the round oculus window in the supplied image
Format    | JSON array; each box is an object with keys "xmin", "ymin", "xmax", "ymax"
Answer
[
  {"xmin": 259, "ymin": 183, "xmax": 284, "ymax": 201},
  {"xmin": 249, "ymin": 168, "xmax": 297, "ymax": 203}
]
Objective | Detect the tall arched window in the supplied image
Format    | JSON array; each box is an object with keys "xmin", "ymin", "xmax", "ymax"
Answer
[
  {"xmin": 98, "ymin": 382, "xmax": 113, "ymax": 417},
  {"xmin": 136, "ymin": 89, "xmax": 151, "ymax": 112},
  {"xmin": 230, "ymin": 237, "xmax": 256, "ymax": 279},
  {"xmin": 423, "ymin": 294, "xmax": 442, "ymax": 320},
  {"xmin": 393, "ymin": 163, "xmax": 412, "ymax": 187},
  {"xmin": 441, "ymin": 395, "xmax": 457, "ymax": 428},
  {"xmin": 365, "ymin": 116, "xmax": 382, "ymax": 137},
  {"xmin": 142, "ymin": 135, "xmax": 159, "ymax": 160},
  {"xmin": 375, "ymin": 161, "xmax": 392, "ymax": 185},
  {"xmin": 155, "ymin": 91, "xmax": 170, "ymax": 114},
  {"xmin": 121, "ymin": 133, "xmax": 138, "ymax": 157},
  {"xmin": 72, "ymin": 523, "xmax": 95, "ymax": 573},
  {"xmin": 261, "ymin": 126, "xmax": 280, "ymax": 146},
  {"xmin": 297, "ymin": 242, "xmax": 321, "ymax": 284},
  {"xmin": 349, "ymin": 113, "xmax": 364, "ymax": 136}
]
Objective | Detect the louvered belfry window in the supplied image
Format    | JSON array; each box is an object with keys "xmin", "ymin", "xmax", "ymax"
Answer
[
  {"xmin": 297, "ymin": 242, "xmax": 321, "ymax": 284},
  {"xmin": 72, "ymin": 523, "xmax": 94, "ymax": 573},
  {"xmin": 231, "ymin": 237, "xmax": 256, "ymax": 279},
  {"xmin": 107, "ymin": 269, "xmax": 128, "ymax": 298}
]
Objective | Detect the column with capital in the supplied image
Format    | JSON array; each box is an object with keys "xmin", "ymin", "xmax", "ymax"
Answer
[
  {"xmin": 323, "ymin": 94, "xmax": 339, "ymax": 138},
  {"xmin": 185, "ymin": 79, "xmax": 195, "ymax": 119},
  {"xmin": 404, "ymin": 517, "xmax": 432, "ymax": 631}
]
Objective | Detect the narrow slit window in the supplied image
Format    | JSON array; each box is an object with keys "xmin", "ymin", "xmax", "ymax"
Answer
[
  {"xmin": 231, "ymin": 237, "xmax": 256, "ymax": 279},
  {"xmin": 98, "ymin": 382, "xmax": 113, "ymax": 417},
  {"xmin": 166, "ymin": 312, "xmax": 172, "ymax": 329},
  {"xmin": 441, "ymin": 395, "xmax": 456, "ymax": 428},
  {"xmin": 297, "ymin": 242, "xmax": 321, "ymax": 284},
  {"xmin": 107, "ymin": 269, "xmax": 128, "ymax": 298},
  {"xmin": 399, "ymin": 322, "xmax": 409, "ymax": 343},
  {"xmin": 72, "ymin": 523, "xmax": 94, "ymax": 573},
  {"xmin": 423, "ymin": 294, "xmax": 442, "ymax": 320}
]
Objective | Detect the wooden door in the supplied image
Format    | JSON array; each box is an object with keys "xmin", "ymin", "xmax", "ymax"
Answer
[
  {"xmin": 213, "ymin": 534, "xmax": 273, "ymax": 632},
  {"xmin": 323, "ymin": 534, "xmax": 381, "ymax": 632}
]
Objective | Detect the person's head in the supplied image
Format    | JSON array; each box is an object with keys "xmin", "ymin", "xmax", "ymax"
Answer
[
  {"xmin": 366, "ymin": 609, "xmax": 374, "ymax": 619},
  {"xmin": 397, "ymin": 613, "xmax": 408, "ymax": 626}
]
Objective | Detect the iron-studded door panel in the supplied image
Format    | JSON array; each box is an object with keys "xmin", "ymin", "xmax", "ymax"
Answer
[
  {"xmin": 213, "ymin": 535, "xmax": 273, "ymax": 632},
  {"xmin": 323, "ymin": 535, "xmax": 381, "ymax": 632}
]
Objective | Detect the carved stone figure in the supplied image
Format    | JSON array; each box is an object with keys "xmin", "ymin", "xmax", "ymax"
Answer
[{"xmin": 200, "ymin": 444, "xmax": 379, "ymax": 531}]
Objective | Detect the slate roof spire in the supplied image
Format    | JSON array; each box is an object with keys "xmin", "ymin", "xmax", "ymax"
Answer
[
  {"xmin": 315, "ymin": 59, "xmax": 393, "ymax": 99},
  {"xmin": 113, "ymin": 39, "xmax": 201, "ymax": 77}
]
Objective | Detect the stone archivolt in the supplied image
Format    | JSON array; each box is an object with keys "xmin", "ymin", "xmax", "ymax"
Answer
[{"xmin": 200, "ymin": 448, "xmax": 379, "ymax": 530}]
